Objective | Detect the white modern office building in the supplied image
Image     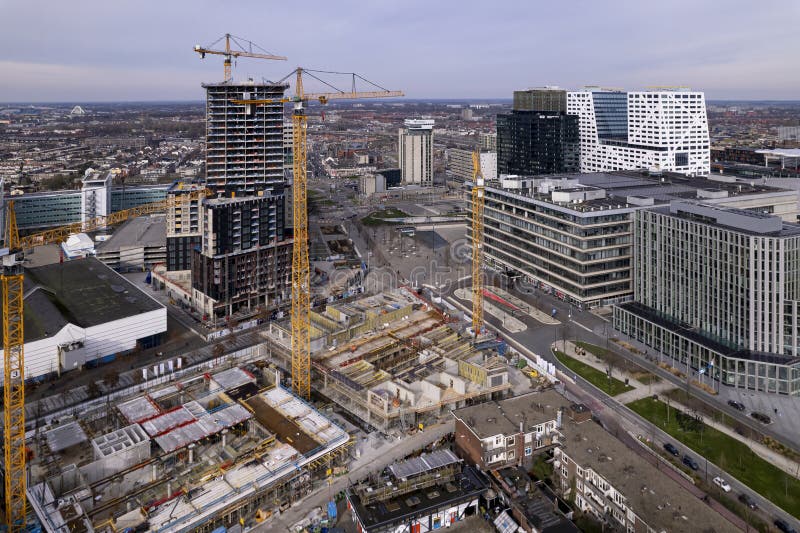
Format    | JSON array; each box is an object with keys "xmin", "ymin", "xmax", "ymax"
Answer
[
  {"xmin": 615, "ymin": 201, "xmax": 800, "ymax": 395},
  {"xmin": 567, "ymin": 88, "xmax": 710, "ymax": 176},
  {"xmin": 399, "ymin": 118, "xmax": 434, "ymax": 187}
]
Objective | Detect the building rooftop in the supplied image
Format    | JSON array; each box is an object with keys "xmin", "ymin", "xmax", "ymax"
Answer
[
  {"xmin": 757, "ymin": 148, "xmax": 800, "ymax": 158},
  {"xmin": 485, "ymin": 170, "xmax": 794, "ymax": 214},
  {"xmin": 201, "ymin": 80, "xmax": 289, "ymax": 89},
  {"xmin": 560, "ymin": 419, "xmax": 740, "ymax": 533},
  {"xmin": 95, "ymin": 215, "xmax": 166, "ymax": 251},
  {"xmin": 388, "ymin": 449, "xmax": 460, "ymax": 480},
  {"xmin": 493, "ymin": 467, "xmax": 578, "ymax": 533},
  {"xmin": 4, "ymin": 258, "xmax": 163, "ymax": 343},
  {"xmin": 45, "ymin": 421, "xmax": 88, "ymax": 453},
  {"xmin": 347, "ymin": 464, "xmax": 487, "ymax": 530},
  {"xmin": 452, "ymin": 389, "xmax": 569, "ymax": 439},
  {"xmin": 662, "ymin": 200, "xmax": 800, "ymax": 236}
]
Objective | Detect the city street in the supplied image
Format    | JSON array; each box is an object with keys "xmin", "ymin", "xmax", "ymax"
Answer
[{"xmin": 445, "ymin": 290, "xmax": 800, "ymax": 531}]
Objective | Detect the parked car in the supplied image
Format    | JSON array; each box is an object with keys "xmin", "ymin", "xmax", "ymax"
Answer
[
  {"xmin": 738, "ymin": 493, "xmax": 758, "ymax": 510},
  {"xmin": 727, "ymin": 399, "xmax": 746, "ymax": 411},
  {"xmin": 774, "ymin": 518, "xmax": 798, "ymax": 533},
  {"xmin": 713, "ymin": 476, "xmax": 731, "ymax": 492},
  {"xmin": 682, "ymin": 454, "xmax": 699, "ymax": 471},
  {"xmin": 663, "ymin": 442, "xmax": 680, "ymax": 456},
  {"xmin": 751, "ymin": 411, "xmax": 772, "ymax": 424}
]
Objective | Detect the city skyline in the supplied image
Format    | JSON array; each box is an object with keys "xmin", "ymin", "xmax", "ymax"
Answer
[{"xmin": 1, "ymin": 0, "xmax": 799, "ymax": 102}]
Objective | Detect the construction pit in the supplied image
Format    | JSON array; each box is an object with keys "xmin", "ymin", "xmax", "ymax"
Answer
[
  {"xmin": 27, "ymin": 366, "xmax": 351, "ymax": 533},
  {"xmin": 269, "ymin": 287, "xmax": 514, "ymax": 433}
]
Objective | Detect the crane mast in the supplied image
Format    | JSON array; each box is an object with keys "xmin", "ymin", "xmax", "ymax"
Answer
[
  {"xmin": 2, "ymin": 200, "xmax": 26, "ymax": 532},
  {"xmin": 291, "ymin": 69, "xmax": 312, "ymax": 400},
  {"xmin": 232, "ymin": 68, "xmax": 402, "ymax": 399},
  {"xmin": 471, "ymin": 151, "xmax": 485, "ymax": 338}
]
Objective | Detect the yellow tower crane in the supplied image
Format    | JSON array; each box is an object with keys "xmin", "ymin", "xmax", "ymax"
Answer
[
  {"xmin": 1, "ymin": 188, "xmax": 211, "ymax": 531},
  {"xmin": 193, "ymin": 33, "xmax": 287, "ymax": 82},
  {"xmin": 232, "ymin": 68, "xmax": 402, "ymax": 399},
  {"xmin": 471, "ymin": 151, "xmax": 485, "ymax": 338}
]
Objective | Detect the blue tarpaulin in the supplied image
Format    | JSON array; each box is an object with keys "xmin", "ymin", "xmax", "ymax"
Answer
[{"xmin": 327, "ymin": 500, "xmax": 337, "ymax": 520}]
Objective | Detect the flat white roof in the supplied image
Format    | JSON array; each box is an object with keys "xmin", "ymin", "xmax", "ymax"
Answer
[{"xmin": 757, "ymin": 148, "xmax": 800, "ymax": 158}]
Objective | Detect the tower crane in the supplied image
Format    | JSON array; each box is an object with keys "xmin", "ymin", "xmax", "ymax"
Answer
[
  {"xmin": 232, "ymin": 68, "xmax": 402, "ymax": 399},
  {"xmin": 1, "ymin": 188, "xmax": 211, "ymax": 531},
  {"xmin": 471, "ymin": 151, "xmax": 485, "ymax": 338},
  {"xmin": 193, "ymin": 33, "xmax": 286, "ymax": 82}
]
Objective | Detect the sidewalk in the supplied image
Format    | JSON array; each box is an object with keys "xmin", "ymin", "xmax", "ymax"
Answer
[
  {"xmin": 454, "ymin": 288, "xmax": 526, "ymax": 332},
  {"xmin": 490, "ymin": 285, "xmax": 560, "ymax": 325}
]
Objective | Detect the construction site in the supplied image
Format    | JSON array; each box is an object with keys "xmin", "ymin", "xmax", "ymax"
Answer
[
  {"xmin": 268, "ymin": 287, "xmax": 514, "ymax": 433},
  {"xmin": 27, "ymin": 365, "xmax": 351, "ymax": 532}
]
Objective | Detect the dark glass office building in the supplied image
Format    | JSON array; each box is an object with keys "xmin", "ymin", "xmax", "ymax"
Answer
[{"xmin": 497, "ymin": 110, "xmax": 579, "ymax": 175}]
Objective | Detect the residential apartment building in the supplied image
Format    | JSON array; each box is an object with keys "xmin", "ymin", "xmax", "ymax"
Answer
[
  {"xmin": 480, "ymin": 132, "xmax": 497, "ymax": 152},
  {"xmin": 168, "ymin": 80, "xmax": 295, "ymax": 319},
  {"xmin": 555, "ymin": 414, "xmax": 739, "ymax": 533},
  {"xmin": 467, "ymin": 170, "xmax": 798, "ymax": 308},
  {"xmin": 567, "ymin": 88, "xmax": 710, "ymax": 176},
  {"xmin": 615, "ymin": 201, "xmax": 800, "ymax": 395},
  {"xmin": 399, "ymin": 118, "xmax": 435, "ymax": 186},
  {"xmin": 191, "ymin": 194, "xmax": 291, "ymax": 318},
  {"xmin": 497, "ymin": 88, "xmax": 579, "ymax": 176},
  {"xmin": 448, "ymin": 148, "xmax": 497, "ymax": 183},
  {"xmin": 451, "ymin": 390, "xmax": 569, "ymax": 470},
  {"xmin": 165, "ymin": 182, "xmax": 204, "ymax": 272}
]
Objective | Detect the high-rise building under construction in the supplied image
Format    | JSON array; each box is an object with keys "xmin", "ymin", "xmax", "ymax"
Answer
[
  {"xmin": 166, "ymin": 80, "xmax": 294, "ymax": 321},
  {"xmin": 203, "ymin": 81, "xmax": 288, "ymax": 197}
]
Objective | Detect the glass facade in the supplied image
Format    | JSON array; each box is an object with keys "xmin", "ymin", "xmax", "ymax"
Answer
[
  {"xmin": 591, "ymin": 92, "xmax": 628, "ymax": 140},
  {"xmin": 616, "ymin": 205, "xmax": 800, "ymax": 395},
  {"xmin": 497, "ymin": 111, "xmax": 579, "ymax": 176},
  {"xmin": 11, "ymin": 192, "xmax": 83, "ymax": 229},
  {"xmin": 614, "ymin": 305, "xmax": 800, "ymax": 395},
  {"xmin": 10, "ymin": 186, "xmax": 169, "ymax": 230}
]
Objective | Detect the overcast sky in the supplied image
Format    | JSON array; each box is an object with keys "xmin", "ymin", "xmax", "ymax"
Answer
[{"xmin": 1, "ymin": 0, "xmax": 799, "ymax": 102}]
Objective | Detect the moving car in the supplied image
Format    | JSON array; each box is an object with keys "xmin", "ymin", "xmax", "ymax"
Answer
[
  {"xmin": 738, "ymin": 493, "xmax": 758, "ymax": 510},
  {"xmin": 663, "ymin": 442, "xmax": 680, "ymax": 456},
  {"xmin": 713, "ymin": 476, "xmax": 731, "ymax": 492},
  {"xmin": 774, "ymin": 518, "xmax": 797, "ymax": 533},
  {"xmin": 750, "ymin": 411, "xmax": 772, "ymax": 424},
  {"xmin": 682, "ymin": 454, "xmax": 699, "ymax": 471},
  {"xmin": 727, "ymin": 399, "xmax": 746, "ymax": 411}
]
